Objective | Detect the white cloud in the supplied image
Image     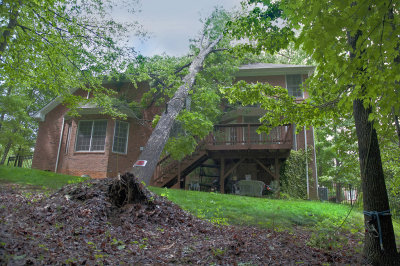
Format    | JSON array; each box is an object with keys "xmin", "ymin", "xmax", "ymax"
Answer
[{"xmin": 115, "ymin": 0, "xmax": 243, "ymax": 56}]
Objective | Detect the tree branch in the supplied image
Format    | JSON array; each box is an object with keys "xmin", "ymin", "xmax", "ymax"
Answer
[{"xmin": 0, "ymin": 4, "xmax": 20, "ymax": 54}]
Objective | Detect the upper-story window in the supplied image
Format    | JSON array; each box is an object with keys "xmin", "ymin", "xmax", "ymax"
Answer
[
  {"xmin": 286, "ymin": 74, "xmax": 303, "ymax": 98},
  {"xmin": 75, "ymin": 120, "xmax": 107, "ymax": 152},
  {"xmin": 112, "ymin": 120, "xmax": 129, "ymax": 154}
]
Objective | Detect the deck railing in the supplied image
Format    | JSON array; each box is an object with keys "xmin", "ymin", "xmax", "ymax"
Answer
[
  {"xmin": 152, "ymin": 124, "xmax": 293, "ymax": 186},
  {"xmin": 206, "ymin": 124, "xmax": 293, "ymax": 146}
]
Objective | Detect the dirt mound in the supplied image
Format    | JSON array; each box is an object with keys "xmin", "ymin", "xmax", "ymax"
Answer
[{"xmin": 0, "ymin": 175, "xmax": 368, "ymax": 265}]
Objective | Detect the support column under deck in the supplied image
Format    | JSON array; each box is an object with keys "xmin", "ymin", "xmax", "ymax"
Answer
[
  {"xmin": 220, "ymin": 157, "xmax": 225, "ymax": 193},
  {"xmin": 275, "ymin": 157, "xmax": 281, "ymax": 198}
]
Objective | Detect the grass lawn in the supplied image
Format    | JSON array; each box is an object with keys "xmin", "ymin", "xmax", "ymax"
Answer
[
  {"xmin": 149, "ymin": 187, "xmax": 400, "ymax": 249},
  {"xmin": 149, "ymin": 187, "xmax": 365, "ymax": 229},
  {"xmin": 0, "ymin": 165, "xmax": 88, "ymax": 190}
]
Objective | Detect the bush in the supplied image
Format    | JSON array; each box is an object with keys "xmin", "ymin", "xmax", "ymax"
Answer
[{"xmin": 280, "ymin": 148, "xmax": 313, "ymax": 199}]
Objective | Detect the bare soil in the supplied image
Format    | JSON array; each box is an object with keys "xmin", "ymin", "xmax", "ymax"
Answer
[{"xmin": 0, "ymin": 177, "xmax": 368, "ymax": 265}]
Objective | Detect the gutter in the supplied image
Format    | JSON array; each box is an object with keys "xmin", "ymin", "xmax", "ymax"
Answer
[
  {"xmin": 55, "ymin": 117, "xmax": 65, "ymax": 173},
  {"xmin": 312, "ymin": 127, "xmax": 319, "ymax": 197},
  {"xmin": 304, "ymin": 126, "xmax": 309, "ymax": 199}
]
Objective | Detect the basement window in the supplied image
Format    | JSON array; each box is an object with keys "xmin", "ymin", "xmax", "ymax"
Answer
[
  {"xmin": 286, "ymin": 74, "xmax": 303, "ymax": 98},
  {"xmin": 75, "ymin": 120, "xmax": 107, "ymax": 152},
  {"xmin": 112, "ymin": 120, "xmax": 129, "ymax": 154}
]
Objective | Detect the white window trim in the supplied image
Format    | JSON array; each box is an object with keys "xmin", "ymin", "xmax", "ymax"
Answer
[
  {"xmin": 75, "ymin": 120, "xmax": 108, "ymax": 152},
  {"xmin": 112, "ymin": 120, "xmax": 129, "ymax": 154},
  {"xmin": 65, "ymin": 124, "xmax": 72, "ymax": 154},
  {"xmin": 285, "ymin": 74, "xmax": 304, "ymax": 98}
]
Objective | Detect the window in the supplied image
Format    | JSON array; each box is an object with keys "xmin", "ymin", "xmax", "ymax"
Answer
[
  {"xmin": 286, "ymin": 74, "xmax": 303, "ymax": 98},
  {"xmin": 75, "ymin": 120, "xmax": 107, "ymax": 152},
  {"xmin": 112, "ymin": 120, "xmax": 129, "ymax": 154}
]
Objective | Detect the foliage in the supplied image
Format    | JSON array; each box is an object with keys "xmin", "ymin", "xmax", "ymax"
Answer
[
  {"xmin": 315, "ymin": 116, "xmax": 360, "ymax": 185},
  {"xmin": 225, "ymin": 0, "xmax": 400, "ymax": 134},
  {"xmin": 1, "ymin": 0, "xmax": 142, "ymax": 108},
  {"xmin": 227, "ymin": 1, "xmax": 400, "ymax": 259},
  {"xmin": 0, "ymin": 0, "xmax": 143, "ymax": 159},
  {"xmin": 380, "ymin": 137, "xmax": 400, "ymax": 219},
  {"xmin": 280, "ymin": 148, "xmax": 313, "ymax": 200},
  {"xmin": 226, "ymin": 1, "xmax": 294, "ymax": 56},
  {"xmin": 0, "ymin": 83, "xmax": 55, "ymax": 163},
  {"xmin": 127, "ymin": 8, "xmax": 242, "ymax": 160}
]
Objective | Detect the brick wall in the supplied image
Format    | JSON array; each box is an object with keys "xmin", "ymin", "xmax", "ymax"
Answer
[
  {"xmin": 32, "ymin": 104, "xmax": 69, "ymax": 172},
  {"xmin": 57, "ymin": 114, "xmax": 111, "ymax": 178},
  {"xmin": 32, "ymin": 81, "xmax": 162, "ymax": 178}
]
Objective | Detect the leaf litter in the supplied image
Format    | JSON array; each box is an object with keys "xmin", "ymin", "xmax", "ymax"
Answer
[{"xmin": 0, "ymin": 174, "xmax": 368, "ymax": 265}]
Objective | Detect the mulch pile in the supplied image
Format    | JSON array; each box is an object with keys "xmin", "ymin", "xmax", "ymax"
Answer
[{"xmin": 0, "ymin": 175, "xmax": 368, "ymax": 265}]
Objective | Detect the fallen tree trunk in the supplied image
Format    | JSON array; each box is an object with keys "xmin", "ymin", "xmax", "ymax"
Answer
[{"xmin": 129, "ymin": 35, "xmax": 223, "ymax": 186}]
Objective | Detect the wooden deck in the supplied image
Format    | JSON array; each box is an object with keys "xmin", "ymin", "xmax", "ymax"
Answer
[
  {"xmin": 151, "ymin": 124, "xmax": 294, "ymax": 189},
  {"xmin": 206, "ymin": 124, "xmax": 293, "ymax": 151}
]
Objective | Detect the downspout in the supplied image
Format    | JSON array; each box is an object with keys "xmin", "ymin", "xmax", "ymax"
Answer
[
  {"xmin": 304, "ymin": 126, "xmax": 309, "ymax": 199},
  {"xmin": 312, "ymin": 127, "xmax": 319, "ymax": 197},
  {"xmin": 292, "ymin": 124, "xmax": 297, "ymax": 150},
  {"xmin": 55, "ymin": 117, "xmax": 65, "ymax": 173}
]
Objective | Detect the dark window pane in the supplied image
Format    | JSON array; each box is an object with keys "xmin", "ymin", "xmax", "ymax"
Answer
[
  {"xmin": 113, "ymin": 121, "xmax": 129, "ymax": 153},
  {"xmin": 75, "ymin": 120, "xmax": 107, "ymax": 152},
  {"xmin": 76, "ymin": 121, "xmax": 92, "ymax": 151},
  {"xmin": 287, "ymin": 74, "xmax": 303, "ymax": 97},
  {"xmin": 91, "ymin": 120, "xmax": 107, "ymax": 151}
]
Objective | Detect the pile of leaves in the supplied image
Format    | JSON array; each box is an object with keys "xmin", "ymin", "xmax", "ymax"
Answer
[{"xmin": 0, "ymin": 176, "xmax": 368, "ymax": 265}]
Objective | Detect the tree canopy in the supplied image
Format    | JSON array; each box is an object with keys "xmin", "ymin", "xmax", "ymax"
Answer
[
  {"xmin": 0, "ymin": 0, "xmax": 143, "ymax": 161},
  {"xmin": 225, "ymin": 0, "xmax": 400, "ymax": 263},
  {"xmin": 0, "ymin": 0, "xmax": 143, "ymax": 109}
]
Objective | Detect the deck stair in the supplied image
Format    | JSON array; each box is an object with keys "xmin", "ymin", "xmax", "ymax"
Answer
[{"xmin": 151, "ymin": 146, "xmax": 208, "ymax": 187}]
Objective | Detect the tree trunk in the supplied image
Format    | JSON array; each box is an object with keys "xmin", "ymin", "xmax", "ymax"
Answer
[
  {"xmin": 393, "ymin": 108, "xmax": 400, "ymax": 149},
  {"xmin": 0, "ymin": 141, "xmax": 12, "ymax": 165},
  {"xmin": 335, "ymin": 182, "xmax": 342, "ymax": 203},
  {"xmin": 129, "ymin": 35, "xmax": 223, "ymax": 185},
  {"xmin": 353, "ymin": 99, "xmax": 399, "ymax": 265},
  {"xmin": 0, "ymin": 2, "xmax": 20, "ymax": 54},
  {"xmin": 0, "ymin": 86, "xmax": 13, "ymax": 132}
]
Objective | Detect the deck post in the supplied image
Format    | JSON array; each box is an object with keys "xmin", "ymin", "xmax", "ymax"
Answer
[
  {"xmin": 178, "ymin": 161, "xmax": 182, "ymax": 189},
  {"xmin": 220, "ymin": 157, "xmax": 225, "ymax": 193},
  {"xmin": 247, "ymin": 124, "xmax": 250, "ymax": 144},
  {"xmin": 275, "ymin": 157, "xmax": 280, "ymax": 198}
]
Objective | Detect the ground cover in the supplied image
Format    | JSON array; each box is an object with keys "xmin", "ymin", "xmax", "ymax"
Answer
[{"xmin": 0, "ymin": 167, "xmax": 397, "ymax": 264}]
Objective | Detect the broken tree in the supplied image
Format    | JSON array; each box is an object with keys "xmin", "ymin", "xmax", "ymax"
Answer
[{"xmin": 129, "ymin": 34, "xmax": 223, "ymax": 186}]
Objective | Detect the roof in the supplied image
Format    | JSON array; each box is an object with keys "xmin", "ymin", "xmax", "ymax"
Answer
[
  {"xmin": 63, "ymin": 103, "xmax": 139, "ymax": 120},
  {"xmin": 237, "ymin": 63, "xmax": 315, "ymax": 77},
  {"xmin": 32, "ymin": 63, "xmax": 315, "ymax": 122},
  {"xmin": 32, "ymin": 88, "xmax": 80, "ymax": 122}
]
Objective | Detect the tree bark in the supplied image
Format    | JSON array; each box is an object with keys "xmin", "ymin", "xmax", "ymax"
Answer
[
  {"xmin": 347, "ymin": 20, "xmax": 399, "ymax": 264},
  {"xmin": 353, "ymin": 99, "xmax": 399, "ymax": 265},
  {"xmin": 0, "ymin": 86, "xmax": 12, "ymax": 132},
  {"xmin": 335, "ymin": 182, "xmax": 342, "ymax": 203},
  {"xmin": 393, "ymin": 107, "xmax": 400, "ymax": 150},
  {"xmin": 0, "ymin": 141, "xmax": 12, "ymax": 165},
  {"xmin": 0, "ymin": 2, "xmax": 20, "ymax": 54},
  {"xmin": 129, "ymin": 35, "xmax": 223, "ymax": 185}
]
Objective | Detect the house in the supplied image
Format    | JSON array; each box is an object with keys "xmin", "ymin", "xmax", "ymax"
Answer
[
  {"xmin": 31, "ymin": 63, "xmax": 318, "ymax": 198},
  {"xmin": 31, "ymin": 81, "xmax": 160, "ymax": 178}
]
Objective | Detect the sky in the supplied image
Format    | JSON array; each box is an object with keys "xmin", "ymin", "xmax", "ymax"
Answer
[{"xmin": 114, "ymin": 0, "xmax": 243, "ymax": 57}]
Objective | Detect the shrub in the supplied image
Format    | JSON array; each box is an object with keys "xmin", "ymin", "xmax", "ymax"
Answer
[{"xmin": 280, "ymin": 148, "xmax": 313, "ymax": 199}]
